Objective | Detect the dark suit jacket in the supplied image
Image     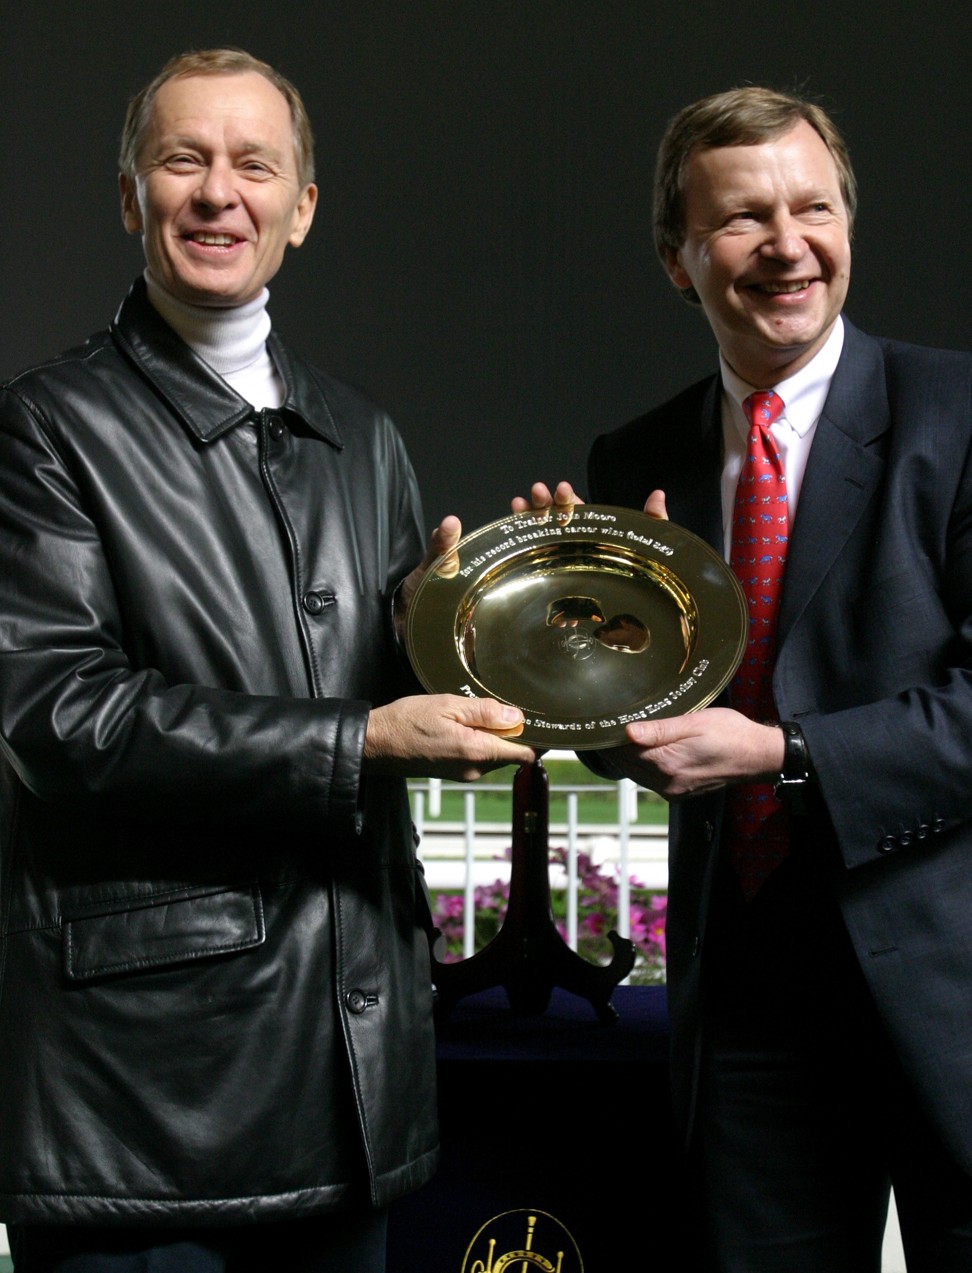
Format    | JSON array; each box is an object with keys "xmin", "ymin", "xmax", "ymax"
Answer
[{"xmin": 588, "ymin": 319, "xmax": 972, "ymax": 1162}]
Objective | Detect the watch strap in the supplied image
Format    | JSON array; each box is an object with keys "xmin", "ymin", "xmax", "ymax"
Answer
[{"xmin": 774, "ymin": 720, "xmax": 810, "ymax": 795}]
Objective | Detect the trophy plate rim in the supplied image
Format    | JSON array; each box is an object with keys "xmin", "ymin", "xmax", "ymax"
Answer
[{"xmin": 405, "ymin": 504, "xmax": 747, "ymax": 750}]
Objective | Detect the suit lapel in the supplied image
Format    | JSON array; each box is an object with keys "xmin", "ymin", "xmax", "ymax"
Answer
[{"xmin": 778, "ymin": 322, "xmax": 890, "ymax": 639}]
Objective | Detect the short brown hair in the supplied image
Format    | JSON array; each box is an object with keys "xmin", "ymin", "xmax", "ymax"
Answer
[
  {"xmin": 119, "ymin": 48, "xmax": 315, "ymax": 187},
  {"xmin": 654, "ymin": 87, "xmax": 857, "ymax": 301}
]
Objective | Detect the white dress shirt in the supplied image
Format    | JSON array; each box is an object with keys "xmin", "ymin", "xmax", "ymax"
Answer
[{"xmin": 718, "ymin": 317, "xmax": 845, "ymax": 557}]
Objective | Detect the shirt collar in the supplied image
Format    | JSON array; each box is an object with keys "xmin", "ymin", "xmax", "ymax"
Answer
[
  {"xmin": 110, "ymin": 277, "xmax": 344, "ymax": 449},
  {"xmin": 720, "ymin": 316, "xmax": 845, "ymax": 440}
]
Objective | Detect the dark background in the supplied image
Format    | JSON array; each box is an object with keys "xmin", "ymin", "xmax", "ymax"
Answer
[{"xmin": 2, "ymin": 0, "xmax": 968, "ymax": 531}]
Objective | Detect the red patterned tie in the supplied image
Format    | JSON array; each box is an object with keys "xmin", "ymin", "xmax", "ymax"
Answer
[{"xmin": 725, "ymin": 390, "xmax": 789, "ymax": 899}]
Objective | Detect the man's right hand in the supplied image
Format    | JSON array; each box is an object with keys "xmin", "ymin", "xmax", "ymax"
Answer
[{"xmin": 364, "ymin": 694, "xmax": 536, "ymax": 780}]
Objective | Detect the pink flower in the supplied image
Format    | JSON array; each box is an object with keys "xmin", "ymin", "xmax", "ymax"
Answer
[{"xmin": 430, "ymin": 844, "xmax": 667, "ymax": 982}]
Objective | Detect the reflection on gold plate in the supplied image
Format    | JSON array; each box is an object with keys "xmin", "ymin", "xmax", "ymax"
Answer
[{"xmin": 405, "ymin": 504, "xmax": 747, "ymax": 749}]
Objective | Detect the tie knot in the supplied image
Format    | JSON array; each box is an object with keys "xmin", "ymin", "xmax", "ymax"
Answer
[{"xmin": 743, "ymin": 390, "xmax": 785, "ymax": 429}]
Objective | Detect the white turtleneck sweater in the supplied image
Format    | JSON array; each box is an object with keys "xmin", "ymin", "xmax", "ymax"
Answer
[{"xmin": 144, "ymin": 272, "xmax": 285, "ymax": 410}]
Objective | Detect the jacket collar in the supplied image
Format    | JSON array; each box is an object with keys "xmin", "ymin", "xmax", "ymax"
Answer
[{"xmin": 108, "ymin": 277, "xmax": 344, "ymax": 449}]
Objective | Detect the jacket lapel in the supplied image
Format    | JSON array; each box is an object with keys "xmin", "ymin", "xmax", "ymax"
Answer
[{"xmin": 777, "ymin": 322, "xmax": 890, "ymax": 639}]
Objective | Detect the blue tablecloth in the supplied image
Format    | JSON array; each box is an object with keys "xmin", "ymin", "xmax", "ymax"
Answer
[{"xmin": 387, "ymin": 984, "xmax": 683, "ymax": 1272}]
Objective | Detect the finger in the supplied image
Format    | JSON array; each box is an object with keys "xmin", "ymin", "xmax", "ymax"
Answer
[
  {"xmin": 626, "ymin": 720, "xmax": 653, "ymax": 748},
  {"xmin": 511, "ymin": 481, "xmax": 584, "ymax": 516},
  {"xmin": 511, "ymin": 482, "xmax": 558, "ymax": 516},
  {"xmin": 529, "ymin": 482, "xmax": 556, "ymax": 509},
  {"xmin": 450, "ymin": 696, "xmax": 525, "ymax": 733},
  {"xmin": 510, "ymin": 483, "xmax": 551, "ymax": 514},
  {"xmin": 452, "ymin": 699, "xmax": 536, "ymax": 767},
  {"xmin": 425, "ymin": 514, "xmax": 462, "ymax": 579},
  {"xmin": 552, "ymin": 480, "xmax": 584, "ymax": 508},
  {"xmin": 625, "ymin": 716, "xmax": 678, "ymax": 749},
  {"xmin": 643, "ymin": 489, "xmax": 669, "ymax": 520},
  {"xmin": 488, "ymin": 718, "xmax": 527, "ymax": 739},
  {"xmin": 428, "ymin": 514, "xmax": 462, "ymax": 556}
]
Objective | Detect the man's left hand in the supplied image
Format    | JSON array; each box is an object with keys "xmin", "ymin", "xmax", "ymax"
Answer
[{"xmin": 608, "ymin": 708, "xmax": 785, "ymax": 799}]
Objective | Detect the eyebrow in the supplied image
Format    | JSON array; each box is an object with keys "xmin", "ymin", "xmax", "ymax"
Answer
[
  {"xmin": 711, "ymin": 182, "xmax": 838, "ymax": 213},
  {"xmin": 157, "ymin": 133, "xmax": 287, "ymax": 165}
]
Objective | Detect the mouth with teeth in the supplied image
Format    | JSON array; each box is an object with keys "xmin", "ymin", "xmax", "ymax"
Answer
[
  {"xmin": 750, "ymin": 279, "xmax": 816, "ymax": 295},
  {"xmin": 184, "ymin": 231, "xmax": 243, "ymax": 247}
]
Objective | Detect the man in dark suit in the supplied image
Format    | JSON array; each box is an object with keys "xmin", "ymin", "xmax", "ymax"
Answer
[{"xmin": 523, "ymin": 87, "xmax": 972, "ymax": 1270}]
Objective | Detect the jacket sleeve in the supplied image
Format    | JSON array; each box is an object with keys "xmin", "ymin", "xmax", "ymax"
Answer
[
  {"xmin": 780, "ymin": 352, "xmax": 972, "ymax": 871},
  {"xmin": 0, "ymin": 383, "xmax": 382, "ymax": 837},
  {"xmin": 795, "ymin": 512, "xmax": 972, "ymax": 871}
]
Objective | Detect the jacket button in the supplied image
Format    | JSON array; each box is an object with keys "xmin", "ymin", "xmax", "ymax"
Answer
[
  {"xmin": 346, "ymin": 989, "xmax": 368, "ymax": 1015},
  {"xmin": 704, "ymin": 821, "xmax": 714, "ymax": 842},
  {"xmin": 267, "ymin": 415, "xmax": 285, "ymax": 440},
  {"xmin": 916, "ymin": 824, "xmax": 930, "ymax": 840},
  {"xmin": 878, "ymin": 836, "xmax": 896, "ymax": 854},
  {"xmin": 933, "ymin": 818, "xmax": 946, "ymax": 834},
  {"xmin": 303, "ymin": 591, "xmax": 325, "ymax": 614},
  {"xmin": 898, "ymin": 832, "xmax": 913, "ymax": 848}
]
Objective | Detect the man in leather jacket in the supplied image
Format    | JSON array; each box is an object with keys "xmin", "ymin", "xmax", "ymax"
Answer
[{"xmin": 0, "ymin": 49, "xmax": 533, "ymax": 1273}]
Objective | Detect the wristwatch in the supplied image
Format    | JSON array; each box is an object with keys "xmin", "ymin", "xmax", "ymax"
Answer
[{"xmin": 773, "ymin": 720, "xmax": 811, "ymax": 796}]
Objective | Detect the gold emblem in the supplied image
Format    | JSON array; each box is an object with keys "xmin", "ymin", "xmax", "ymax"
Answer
[{"xmin": 461, "ymin": 1209, "xmax": 584, "ymax": 1272}]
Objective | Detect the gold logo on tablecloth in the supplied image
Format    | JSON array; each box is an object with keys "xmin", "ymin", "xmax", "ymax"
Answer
[{"xmin": 461, "ymin": 1208, "xmax": 583, "ymax": 1272}]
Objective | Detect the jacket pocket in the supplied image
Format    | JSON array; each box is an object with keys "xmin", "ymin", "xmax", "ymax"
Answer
[{"xmin": 62, "ymin": 883, "xmax": 265, "ymax": 981}]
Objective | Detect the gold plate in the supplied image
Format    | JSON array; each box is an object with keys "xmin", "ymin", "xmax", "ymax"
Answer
[{"xmin": 405, "ymin": 504, "xmax": 747, "ymax": 750}]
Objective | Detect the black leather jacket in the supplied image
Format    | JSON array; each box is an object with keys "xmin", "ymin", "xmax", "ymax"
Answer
[{"xmin": 0, "ymin": 279, "xmax": 438, "ymax": 1226}]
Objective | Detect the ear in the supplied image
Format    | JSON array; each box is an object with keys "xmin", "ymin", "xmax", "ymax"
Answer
[
  {"xmin": 288, "ymin": 183, "xmax": 318, "ymax": 248},
  {"xmin": 119, "ymin": 173, "xmax": 142, "ymax": 235},
  {"xmin": 663, "ymin": 246, "xmax": 692, "ymax": 293}
]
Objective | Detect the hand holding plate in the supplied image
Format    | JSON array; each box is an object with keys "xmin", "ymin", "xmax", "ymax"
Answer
[
  {"xmin": 611, "ymin": 708, "xmax": 787, "ymax": 798},
  {"xmin": 363, "ymin": 693, "xmax": 535, "ymax": 780}
]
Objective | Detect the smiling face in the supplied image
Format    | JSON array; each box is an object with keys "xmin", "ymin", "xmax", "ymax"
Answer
[
  {"xmin": 665, "ymin": 120, "xmax": 851, "ymax": 386},
  {"xmin": 119, "ymin": 71, "xmax": 318, "ymax": 307}
]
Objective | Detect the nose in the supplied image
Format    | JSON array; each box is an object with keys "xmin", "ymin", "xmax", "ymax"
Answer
[
  {"xmin": 760, "ymin": 214, "xmax": 806, "ymax": 263},
  {"xmin": 193, "ymin": 159, "xmax": 238, "ymax": 211}
]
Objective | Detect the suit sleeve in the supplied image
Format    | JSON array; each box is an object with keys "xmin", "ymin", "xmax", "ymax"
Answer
[
  {"xmin": 797, "ymin": 510, "xmax": 972, "ymax": 869},
  {"xmin": 784, "ymin": 353, "xmax": 972, "ymax": 870}
]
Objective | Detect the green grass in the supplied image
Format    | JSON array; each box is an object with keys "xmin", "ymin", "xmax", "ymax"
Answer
[{"xmin": 409, "ymin": 760, "xmax": 667, "ymax": 826}]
